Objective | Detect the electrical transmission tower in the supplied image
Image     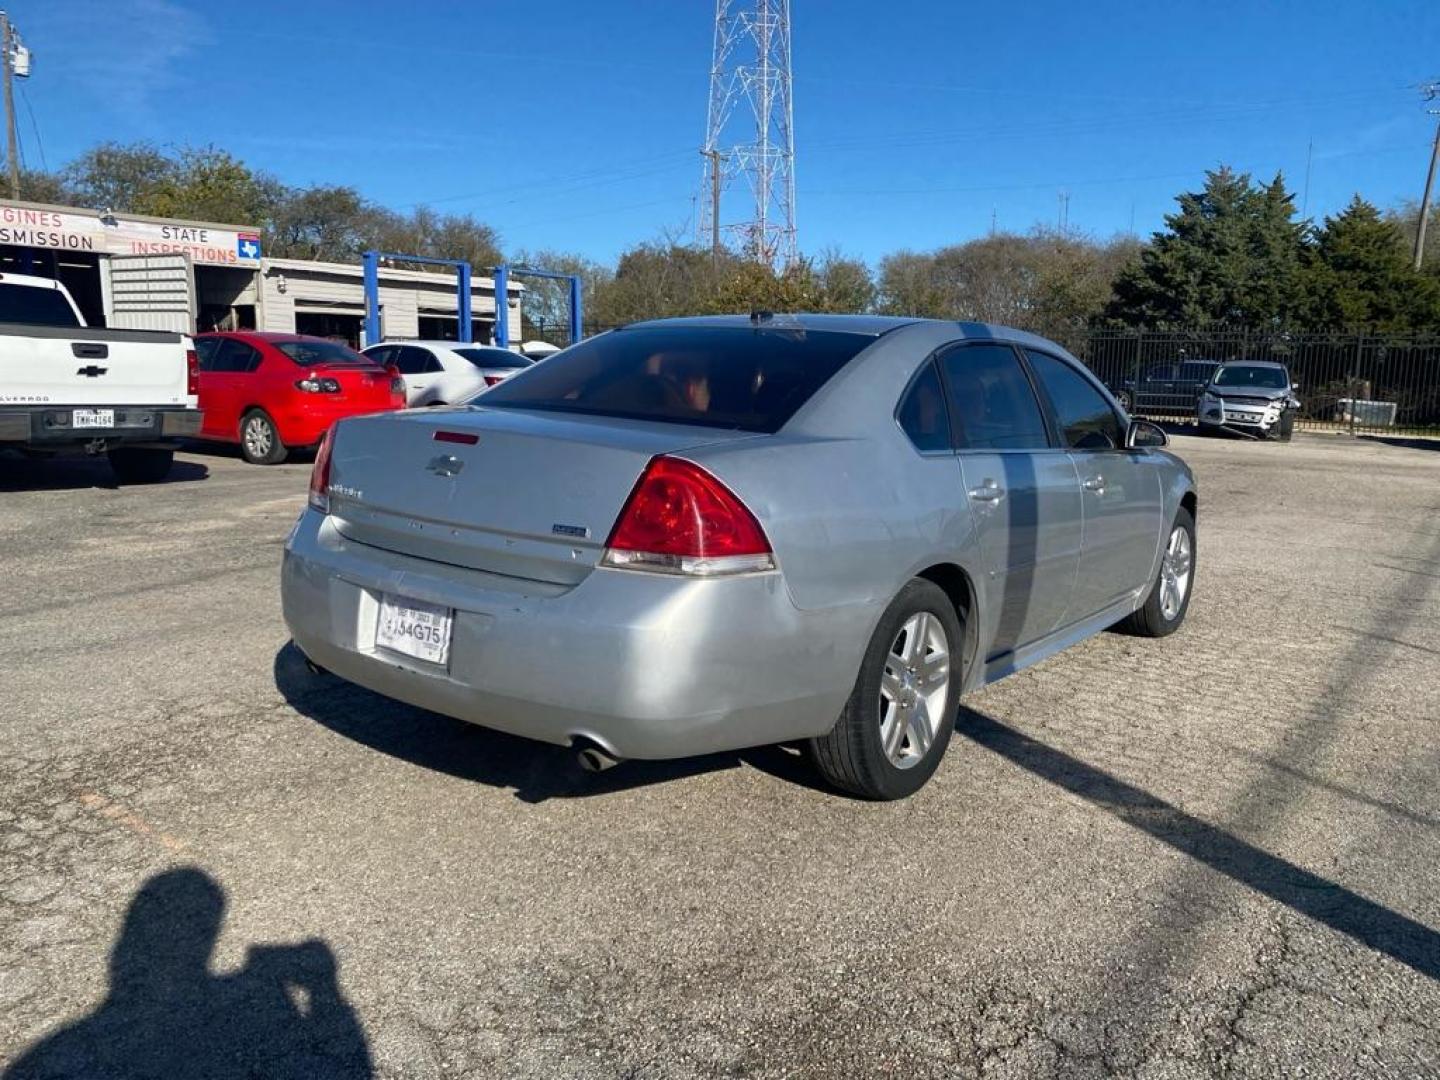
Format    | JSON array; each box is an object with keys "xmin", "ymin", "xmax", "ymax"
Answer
[{"xmin": 699, "ymin": 0, "xmax": 797, "ymax": 267}]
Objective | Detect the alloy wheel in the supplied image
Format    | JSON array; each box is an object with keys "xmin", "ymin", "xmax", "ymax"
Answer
[{"xmin": 878, "ymin": 612, "xmax": 950, "ymax": 769}]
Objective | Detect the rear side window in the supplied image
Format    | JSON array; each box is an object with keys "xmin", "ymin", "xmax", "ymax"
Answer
[
  {"xmin": 940, "ymin": 343, "xmax": 1050, "ymax": 451},
  {"xmin": 1025, "ymin": 350, "xmax": 1124, "ymax": 450},
  {"xmin": 896, "ymin": 361, "xmax": 952, "ymax": 452},
  {"xmin": 0, "ymin": 283, "xmax": 80, "ymax": 327},
  {"xmin": 477, "ymin": 326, "xmax": 871, "ymax": 432}
]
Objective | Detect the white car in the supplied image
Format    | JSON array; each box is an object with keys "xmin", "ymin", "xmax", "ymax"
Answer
[{"xmin": 361, "ymin": 340, "xmax": 531, "ymax": 406}]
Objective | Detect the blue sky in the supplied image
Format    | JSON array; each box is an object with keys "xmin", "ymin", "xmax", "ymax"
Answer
[{"xmin": 14, "ymin": 0, "xmax": 1440, "ymax": 264}]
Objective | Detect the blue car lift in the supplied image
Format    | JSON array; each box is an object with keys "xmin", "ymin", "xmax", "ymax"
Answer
[
  {"xmin": 491, "ymin": 264, "xmax": 583, "ymax": 350},
  {"xmin": 362, "ymin": 250, "xmax": 472, "ymax": 347},
  {"xmin": 362, "ymin": 250, "xmax": 583, "ymax": 350}
]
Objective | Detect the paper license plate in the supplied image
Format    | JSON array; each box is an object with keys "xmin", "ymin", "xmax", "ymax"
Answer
[
  {"xmin": 73, "ymin": 409, "xmax": 114, "ymax": 429},
  {"xmin": 375, "ymin": 593, "xmax": 453, "ymax": 666}
]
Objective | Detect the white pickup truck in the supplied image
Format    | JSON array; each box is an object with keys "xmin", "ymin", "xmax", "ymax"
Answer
[{"xmin": 0, "ymin": 273, "xmax": 202, "ymax": 482}]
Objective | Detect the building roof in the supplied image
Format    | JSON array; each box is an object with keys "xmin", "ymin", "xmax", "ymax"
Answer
[{"xmin": 262, "ymin": 256, "xmax": 520, "ymax": 294}]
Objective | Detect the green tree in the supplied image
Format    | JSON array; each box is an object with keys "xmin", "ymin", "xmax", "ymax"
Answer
[
  {"xmin": 1306, "ymin": 196, "xmax": 1440, "ymax": 331},
  {"xmin": 1105, "ymin": 167, "xmax": 1308, "ymax": 329},
  {"xmin": 63, "ymin": 141, "xmax": 177, "ymax": 214},
  {"xmin": 267, "ymin": 185, "xmax": 372, "ymax": 261},
  {"xmin": 16, "ymin": 168, "xmax": 70, "ymax": 204}
]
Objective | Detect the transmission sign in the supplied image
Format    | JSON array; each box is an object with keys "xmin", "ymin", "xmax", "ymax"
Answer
[{"xmin": 0, "ymin": 203, "xmax": 263, "ymax": 267}]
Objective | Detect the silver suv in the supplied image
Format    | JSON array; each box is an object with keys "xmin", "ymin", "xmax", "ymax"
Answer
[{"xmin": 1197, "ymin": 360, "xmax": 1301, "ymax": 440}]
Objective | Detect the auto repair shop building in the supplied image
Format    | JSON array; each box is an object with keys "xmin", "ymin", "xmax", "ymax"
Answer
[{"xmin": 0, "ymin": 198, "xmax": 521, "ymax": 345}]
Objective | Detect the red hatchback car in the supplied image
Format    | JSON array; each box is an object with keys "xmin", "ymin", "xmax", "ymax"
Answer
[{"xmin": 193, "ymin": 332, "xmax": 405, "ymax": 464}]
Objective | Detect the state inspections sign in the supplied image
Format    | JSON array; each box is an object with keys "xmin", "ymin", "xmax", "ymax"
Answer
[{"xmin": 0, "ymin": 204, "xmax": 262, "ymax": 267}]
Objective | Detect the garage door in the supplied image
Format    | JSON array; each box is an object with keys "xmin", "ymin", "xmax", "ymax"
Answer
[{"xmin": 108, "ymin": 253, "xmax": 195, "ymax": 333}]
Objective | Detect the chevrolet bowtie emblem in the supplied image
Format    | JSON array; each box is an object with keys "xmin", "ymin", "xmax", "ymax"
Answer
[
  {"xmin": 76, "ymin": 365, "xmax": 108, "ymax": 378},
  {"xmin": 426, "ymin": 454, "xmax": 464, "ymax": 477}
]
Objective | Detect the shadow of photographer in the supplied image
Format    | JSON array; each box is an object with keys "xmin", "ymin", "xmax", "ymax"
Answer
[{"xmin": 5, "ymin": 867, "xmax": 372, "ymax": 1079}]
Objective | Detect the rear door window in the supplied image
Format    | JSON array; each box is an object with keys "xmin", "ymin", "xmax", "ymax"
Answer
[
  {"xmin": 1025, "ymin": 350, "xmax": 1125, "ymax": 450},
  {"xmin": 939, "ymin": 343, "xmax": 1051, "ymax": 451},
  {"xmin": 215, "ymin": 338, "xmax": 261, "ymax": 374},
  {"xmin": 365, "ymin": 345, "xmax": 397, "ymax": 368},
  {"xmin": 477, "ymin": 325, "xmax": 872, "ymax": 432},
  {"xmin": 195, "ymin": 337, "xmax": 223, "ymax": 371}
]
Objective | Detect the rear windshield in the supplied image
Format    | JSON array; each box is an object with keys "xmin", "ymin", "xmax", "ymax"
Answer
[
  {"xmin": 476, "ymin": 325, "xmax": 870, "ymax": 432},
  {"xmin": 0, "ymin": 282, "xmax": 80, "ymax": 327},
  {"xmin": 275, "ymin": 339, "xmax": 371, "ymax": 366},
  {"xmin": 1213, "ymin": 365, "xmax": 1287, "ymax": 389},
  {"xmin": 453, "ymin": 347, "xmax": 529, "ymax": 369}
]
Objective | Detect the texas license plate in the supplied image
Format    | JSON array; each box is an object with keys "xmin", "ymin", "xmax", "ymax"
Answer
[
  {"xmin": 73, "ymin": 409, "xmax": 114, "ymax": 429},
  {"xmin": 375, "ymin": 593, "xmax": 453, "ymax": 666}
]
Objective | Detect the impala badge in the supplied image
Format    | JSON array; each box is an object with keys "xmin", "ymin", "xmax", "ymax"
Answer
[{"xmin": 426, "ymin": 454, "xmax": 464, "ymax": 477}]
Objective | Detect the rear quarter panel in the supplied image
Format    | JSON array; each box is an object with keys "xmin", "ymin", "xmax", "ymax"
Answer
[{"xmin": 684, "ymin": 322, "xmax": 988, "ymax": 683}]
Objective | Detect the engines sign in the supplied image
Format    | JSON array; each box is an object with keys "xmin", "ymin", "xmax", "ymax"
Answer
[{"xmin": 0, "ymin": 203, "xmax": 263, "ymax": 267}]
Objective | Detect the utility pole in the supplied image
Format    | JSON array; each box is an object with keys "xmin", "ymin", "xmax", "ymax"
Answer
[
  {"xmin": 707, "ymin": 148, "xmax": 722, "ymax": 263},
  {"xmin": 1414, "ymin": 83, "xmax": 1440, "ymax": 271},
  {"xmin": 1, "ymin": 11, "xmax": 18, "ymax": 199}
]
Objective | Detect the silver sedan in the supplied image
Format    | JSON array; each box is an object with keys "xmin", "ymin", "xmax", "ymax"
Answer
[{"xmin": 282, "ymin": 315, "xmax": 1196, "ymax": 799}]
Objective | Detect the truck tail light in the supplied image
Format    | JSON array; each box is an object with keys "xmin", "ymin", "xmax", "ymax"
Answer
[
  {"xmin": 308, "ymin": 426, "xmax": 335, "ymax": 513},
  {"xmin": 186, "ymin": 348, "xmax": 200, "ymax": 396},
  {"xmin": 601, "ymin": 456, "xmax": 774, "ymax": 576}
]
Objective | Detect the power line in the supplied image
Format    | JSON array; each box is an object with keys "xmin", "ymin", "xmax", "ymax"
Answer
[{"xmin": 18, "ymin": 83, "xmax": 41, "ymax": 171}]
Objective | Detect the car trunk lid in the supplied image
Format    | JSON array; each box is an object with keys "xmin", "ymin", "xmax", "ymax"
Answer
[{"xmin": 326, "ymin": 406, "xmax": 759, "ymax": 585}]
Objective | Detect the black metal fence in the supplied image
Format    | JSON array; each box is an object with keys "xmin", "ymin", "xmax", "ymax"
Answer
[{"xmin": 1078, "ymin": 330, "xmax": 1440, "ymax": 436}]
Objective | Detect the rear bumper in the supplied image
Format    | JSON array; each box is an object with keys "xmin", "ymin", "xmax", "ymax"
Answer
[
  {"xmin": 274, "ymin": 400, "xmax": 402, "ymax": 448},
  {"xmin": 0, "ymin": 405, "xmax": 202, "ymax": 446},
  {"xmin": 281, "ymin": 509, "xmax": 868, "ymax": 760}
]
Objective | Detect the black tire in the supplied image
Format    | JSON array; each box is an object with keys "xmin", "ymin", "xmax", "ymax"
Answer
[
  {"xmin": 1275, "ymin": 411, "xmax": 1294, "ymax": 442},
  {"xmin": 107, "ymin": 447, "xmax": 174, "ymax": 484},
  {"xmin": 1118, "ymin": 506, "xmax": 1195, "ymax": 637},
  {"xmin": 239, "ymin": 409, "xmax": 287, "ymax": 465},
  {"xmin": 808, "ymin": 579, "xmax": 962, "ymax": 800}
]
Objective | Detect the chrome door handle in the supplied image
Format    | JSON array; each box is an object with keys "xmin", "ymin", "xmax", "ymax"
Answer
[
  {"xmin": 1082, "ymin": 475, "xmax": 1105, "ymax": 493},
  {"xmin": 968, "ymin": 479, "xmax": 1004, "ymax": 503}
]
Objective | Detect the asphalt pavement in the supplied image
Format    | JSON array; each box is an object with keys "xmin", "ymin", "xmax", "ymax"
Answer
[{"xmin": 1, "ymin": 432, "xmax": 1438, "ymax": 1078}]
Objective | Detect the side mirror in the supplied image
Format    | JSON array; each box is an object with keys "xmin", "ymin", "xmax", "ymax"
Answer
[{"xmin": 1126, "ymin": 419, "xmax": 1169, "ymax": 449}]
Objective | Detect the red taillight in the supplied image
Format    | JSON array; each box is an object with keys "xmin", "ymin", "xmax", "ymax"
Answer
[
  {"xmin": 602, "ymin": 456, "xmax": 774, "ymax": 576},
  {"xmin": 186, "ymin": 348, "xmax": 200, "ymax": 396},
  {"xmin": 308, "ymin": 426, "xmax": 335, "ymax": 513}
]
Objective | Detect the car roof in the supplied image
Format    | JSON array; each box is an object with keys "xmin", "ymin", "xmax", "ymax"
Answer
[
  {"xmin": 195, "ymin": 331, "xmax": 343, "ymax": 344},
  {"xmin": 618, "ymin": 313, "xmax": 1074, "ymax": 354},
  {"xmin": 367, "ymin": 340, "xmax": 513, "ymax": 350},
  {"xmin": 1219, "ymin": 359, "xmax": 1288, "ymax": 369}
]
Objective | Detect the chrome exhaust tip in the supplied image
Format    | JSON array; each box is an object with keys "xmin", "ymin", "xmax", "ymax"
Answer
[{"xmin": 576, "ymin": 745, "xmax": 621, "ymax": 773}]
